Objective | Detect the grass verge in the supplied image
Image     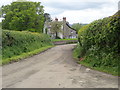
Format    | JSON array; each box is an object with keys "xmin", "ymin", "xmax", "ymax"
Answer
[
  {"xmin": 73, "ymin": 44, "xmax": 118, "ymax": 76},
  {"xmin": 1, "ymin": 46, "xmax": 54, "ymax": 65},
  {"xmin": 78, "ymin": 61, "xmax": 118, "ymax": 76}
]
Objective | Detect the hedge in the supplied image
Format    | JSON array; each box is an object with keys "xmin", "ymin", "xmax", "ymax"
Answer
[
  {"xmin": 77, "ymin": 11, "xmax": 120, "ymax": 75},
  {"xmin": 2, "ymin": 30, "xmax": 53, "ymax": 63}
]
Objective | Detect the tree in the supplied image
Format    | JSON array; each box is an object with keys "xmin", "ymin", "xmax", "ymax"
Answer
[
  {"xmin": 50, "ymin": 21, "xmax": 62, "ymax": 39},
  {"xmin": 72, "ymin": 23, "xmax": 86, "ymax": 33},
  {"xmin": 43, "ymin": 13, "xmax": 52, "ymax": 34},
  {"xmin": 1, "ymin": 1, "xmax": 45, "ymax": 33},
  {"xmin": 44, "ymin": 13, "xmax": 52, "ymax": 22},
  {"xmin": 0, "ymin": 7, "xmax": 2, "ymax": 18}
]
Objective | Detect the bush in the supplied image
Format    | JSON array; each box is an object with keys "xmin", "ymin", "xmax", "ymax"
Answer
[
  {"xmin": 77, "ymin": 11, "xmax": 120, "ymax": 75},
  {"xmin": 2, "ymin": 30, "xmax": 53, "ymax": 60}
]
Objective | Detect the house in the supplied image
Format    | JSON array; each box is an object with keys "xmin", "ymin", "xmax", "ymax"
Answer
[{"xmin": 43, "ymin": 16, "xmax": 77, "ymax": 39}]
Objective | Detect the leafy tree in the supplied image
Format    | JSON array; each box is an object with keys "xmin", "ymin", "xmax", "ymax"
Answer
[
  {"xmin": 1, "ymin": 1, "xmax": 45, "ymax": 33},
  {"xmin": 0, "ymin": 7, "xmax": 2, "ymax": 17},
  {"xmin": 72, "ymin": 23, "xmax": 87, "ymax": 33},
  {"xmin": 44, "ymin": 13, "xmax": 52, "ymax": 22},
  {"xmin": 44, "ymin": 13, "xmax": 52, "ymax": 34},
  {"xmin": 50, "ymin": 21, "xmax": 62, "ymax": 39}
]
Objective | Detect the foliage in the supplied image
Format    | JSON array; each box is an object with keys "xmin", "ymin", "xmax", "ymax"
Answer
[
  {"xmin": 43, "ymin": 13, "xmax": 52, "ymax": 34},
  {"xmin": 77, "ymin": 12, "xmax": 120, "ymax": 75},
  {"xmin": 0, "ymin": 23, "xmax": 1, "ymax": 64},
  {"xmin": 72, "ymin": 23, "xmax": 87, "ymax": 33},
  {"xmin": 44, "ymin": 13, "xmax": 52, "ymax": 22},
  {"xmin": 0, "ymin": 7, "xmax": 2, "ymax": 17},
  {"xmin": 73, "ymin": 43, "xmax": 81, "ymax": 59},
  {"xmin": 1, "ymin": 46, "xmax": 53, "ymax": 65},
  {"xmin": 50, "ymin": 21, "xmax": 62, "ymax": 39},
  {"xmin": 2, "ymin": 30, "xmax": 53, "ymax": 62},
  {"xmin": 1, "ymin": 1, "xmax": 45, "ymax": 33}
]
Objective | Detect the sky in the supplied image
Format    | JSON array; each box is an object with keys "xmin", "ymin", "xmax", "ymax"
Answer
[{"xmin": 0, "ymin": 0, "xmax": 119, "ymax": 24}]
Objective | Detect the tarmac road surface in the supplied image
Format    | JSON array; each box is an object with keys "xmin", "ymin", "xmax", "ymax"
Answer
[{"xmin": 2, "ymin": 44, "xmax": 118, "ymax": 88}]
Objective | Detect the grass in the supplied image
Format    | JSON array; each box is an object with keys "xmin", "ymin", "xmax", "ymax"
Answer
[
  {"xmin": 73, "ymin": 44, "xmax": 119, "ymax": 76},
  {"xmin": 78, "ymin": 61, "xmax": 118, "ymax": 76},
  {"xmin": 52, "ymin": 38, "xmax": 78, "ymax": 45},
  {"xmin": 52, "ymin": 38, "xmax": 77, "ymax": 42},
  {"xmin": 1, "ymin": 45, "xmax": 54, "ymax": 65},
  {"xmin": 73, "ymin": 44, "xmax": 81, "ymax": 60}
]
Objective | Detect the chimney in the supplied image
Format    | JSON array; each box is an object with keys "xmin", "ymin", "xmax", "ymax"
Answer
[
  {"xmin": 63, "ymin": 17, "xmax": 66, "ymax": 21},
  {"xmin": 55, "ymin": 18, "xmax": 58, "ymax": 21}
]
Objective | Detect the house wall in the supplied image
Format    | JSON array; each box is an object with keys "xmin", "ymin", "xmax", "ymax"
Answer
[
  {"xmin": 44, "ymin": 17, "xmax": 77, "ymax": 39},
  {"xmin": 62, "ymin": 17, "xmax": 77, "ymax": 39},
  {"xmin": 58, "ymin": 32, "xmax": 63, "ymax": 39}
]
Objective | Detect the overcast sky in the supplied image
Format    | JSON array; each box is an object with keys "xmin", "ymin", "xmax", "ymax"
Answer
[{"xmin": 0, "ymin": 0, "xmax": 119, "ymax": 24}]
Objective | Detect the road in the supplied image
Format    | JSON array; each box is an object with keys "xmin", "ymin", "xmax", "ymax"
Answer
[{"xmin": 2, "ymin": 44, "xmax": 118, "ymax": 88}]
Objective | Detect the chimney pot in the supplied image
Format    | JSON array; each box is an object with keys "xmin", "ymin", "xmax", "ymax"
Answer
[
  {"xmin": 55, "ymin": 18, "xmax": 58, "ymax": 21},
  {"xmin": 63, "ymin": 17, "xmax": 66, "ymax": 21}
]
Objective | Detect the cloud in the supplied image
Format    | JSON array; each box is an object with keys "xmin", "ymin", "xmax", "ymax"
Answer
[
  {"xmin": 52, "ymin": 5, "xmax": 118, "ymax": 24},
  {"xmin": 41, "ymin": 0, "xmax": 118, "ymax": 24},
  {"xmin": 44, "ymin": 7, "xmax": 65, "ymax": 15},
  {"xmin": 43, "ymin": 2, "xmax": 106, "ymax": 10},
  {"xmin": 45, "ymin": 0, "xmax": 118, "ymax": 24},
  {"xmin": 41, "ymin": 0, "xmax": 119, "ymax": 10},
  {"xmin": 0, "ymin": 0, "xmax": 119, "ymax": 23}
]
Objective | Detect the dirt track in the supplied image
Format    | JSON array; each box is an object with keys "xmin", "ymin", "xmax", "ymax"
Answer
[{"xmin": 2, "ymin": 44, "xmax": 118, "ymax": 88}]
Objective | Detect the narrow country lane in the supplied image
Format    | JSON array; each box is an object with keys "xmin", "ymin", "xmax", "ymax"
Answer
[{"xmin": 2, "ymin": 44, "xmax": 118, "ymax": 88}]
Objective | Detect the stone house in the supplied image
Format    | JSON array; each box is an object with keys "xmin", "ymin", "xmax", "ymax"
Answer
[{"xmin": 43, "ymin": 17, "xmax": 77, "ymax": 39}]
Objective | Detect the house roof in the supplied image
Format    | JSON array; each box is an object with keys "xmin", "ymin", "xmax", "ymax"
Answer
[{"xmin": 66, "ymin": 23, "xmax": 76, "ymax": 31}]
